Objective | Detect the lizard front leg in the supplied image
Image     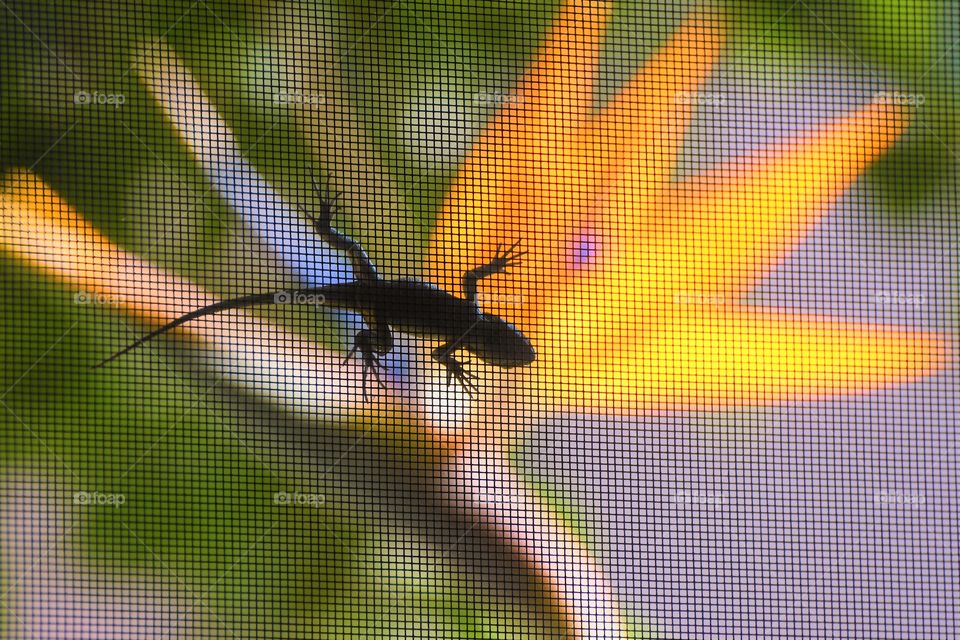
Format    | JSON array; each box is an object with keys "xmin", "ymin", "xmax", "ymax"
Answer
[
  {"xmin": 462, "ymin": 240, "xmax": 526, "ymax": 303},
  {"xmin": 431, "ymin": 342, "xmax": 478, "ymax": 396},
  {"xmin": 300, "ymin": 176, "xmax": 379, "ymax": 283}
]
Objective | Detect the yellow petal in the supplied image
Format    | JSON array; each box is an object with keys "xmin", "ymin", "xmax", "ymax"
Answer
[
  {"xmin": 425, "ymin": 3, "xmax": 950, "ymax": 414},
  {"xmin": 535, "ymin": 305, "xmax": 951, "ymax": 412}
]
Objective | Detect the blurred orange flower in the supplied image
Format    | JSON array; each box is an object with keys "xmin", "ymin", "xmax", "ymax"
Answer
[{"xmin": 427, "ymin": 0, "xmax": 951, "ymax": 413}]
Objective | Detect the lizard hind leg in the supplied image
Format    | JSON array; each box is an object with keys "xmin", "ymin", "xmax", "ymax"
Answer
[
  {"xmin": 343, "ymin": 324, "xmax": 394, "ymax": 400},
  {"xmin": 431, "ymin": 343, "xmax": 478, "ymax": 396}
]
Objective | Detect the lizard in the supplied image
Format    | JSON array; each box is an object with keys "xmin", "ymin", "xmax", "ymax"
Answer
[{"xmin": 93, "ymin": 179, "xmax": 536, "ymax": 398}]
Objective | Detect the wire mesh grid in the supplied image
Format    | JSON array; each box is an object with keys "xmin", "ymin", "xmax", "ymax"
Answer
[{"xmin": 1, "ymin": 1, "xmax": 957, "ymax": 638}]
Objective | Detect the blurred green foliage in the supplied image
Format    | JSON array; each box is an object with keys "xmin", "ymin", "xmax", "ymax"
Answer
[{"xmin": 718, "ymin": 0, "xmax": 959, "ymax": 213}]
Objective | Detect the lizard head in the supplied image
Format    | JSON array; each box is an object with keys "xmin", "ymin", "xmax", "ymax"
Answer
[{"xmin": 465, "ymin": 314, "xmax": 536, "ymax": 369}]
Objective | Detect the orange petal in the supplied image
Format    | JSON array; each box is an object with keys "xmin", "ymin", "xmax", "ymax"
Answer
[
  {"xmin": 429, "ymin": 6, "xmax": 725, "ymax": 330},
  {"xmin": 0, "ymin": 169, "xmax": 212, "ymax": 328},
  {"xmin": 428, "ymin": 0, "xmax": 609, "ymax": 301},
  {"xmin": 494, "ymin": 0, "xmax": 608, "ymax": 142},
  {"xmin": 589, "ymin": 10, "xmax": 726, "ymax": 184}
]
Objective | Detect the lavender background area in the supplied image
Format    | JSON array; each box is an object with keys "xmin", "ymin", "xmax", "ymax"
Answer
[{"xmin": 521, "ymin": 192, "xmax": 958, "ymax": 639}]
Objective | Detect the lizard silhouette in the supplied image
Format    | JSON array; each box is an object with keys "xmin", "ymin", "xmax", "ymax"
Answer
[{"xmin": 94, "ymin": 179, "xmax": 536, "ymax": 398}]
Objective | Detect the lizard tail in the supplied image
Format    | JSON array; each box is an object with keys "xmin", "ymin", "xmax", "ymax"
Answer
[{"xmin": 92, "ymin": 288, "xmax": 333, "ymax": 369}]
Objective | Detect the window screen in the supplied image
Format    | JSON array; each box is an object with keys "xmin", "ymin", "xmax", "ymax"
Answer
[{"xmin": 1, "ymin": 1, "xmax": 957, "ymax": 638}]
